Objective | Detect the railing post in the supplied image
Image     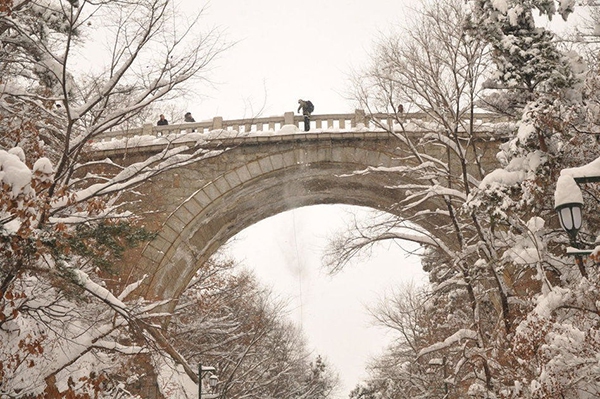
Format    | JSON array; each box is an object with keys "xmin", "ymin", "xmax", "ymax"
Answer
[
  {"xmin": 284, "ymin": 112, "xmax": 294, "ymax": 125},
  {"xmin": 212, "ymin": 116, "xmax": 223, "ymax": 130},
  {"xmin": 353, "ymin": 109, "xmax": 366, "ymax": 128},
  {"xmin": 142, "ymin": 123, "xmax": 153, "ymax": 136}
]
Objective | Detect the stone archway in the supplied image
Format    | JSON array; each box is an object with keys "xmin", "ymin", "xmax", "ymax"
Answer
[{"xmin": 133, "ymin": 140, "xmax": 453, "ymax": 308}]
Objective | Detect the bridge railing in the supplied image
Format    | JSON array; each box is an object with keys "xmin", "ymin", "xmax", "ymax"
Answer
[{"xmin": 95, "ymin": 109, "xmax": 509, "ymax": 142}]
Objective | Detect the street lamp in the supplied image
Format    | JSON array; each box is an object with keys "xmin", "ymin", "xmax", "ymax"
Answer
[
  {"xmin": 554, "ymin": 174, "xmax": 583, "ymax": 242},
  {"xmin": 553, "ymin": 161, "xmax": 600, "ymax": 277},
  {"xmin": 209, "ymin": 374, "xmax": 218, "ymax": 390},
  {"xmin": 198, "ymin": 364, "xmax": 219, "ymax": 399}
]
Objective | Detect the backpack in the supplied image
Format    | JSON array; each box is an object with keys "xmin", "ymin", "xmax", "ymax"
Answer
[{"xmin": 306, "ymin": 100, "xmax": 314, "ymax": 114}]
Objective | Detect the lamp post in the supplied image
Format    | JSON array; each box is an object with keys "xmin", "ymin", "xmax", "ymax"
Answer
[{"xmin": 198, "ymin": 364, "xmax": 219, "ymax": 399}]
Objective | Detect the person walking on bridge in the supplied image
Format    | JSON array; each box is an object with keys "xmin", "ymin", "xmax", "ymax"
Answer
[{"xmin": 297, "ymin": 99, "xmax": 314, "ymax": 132}]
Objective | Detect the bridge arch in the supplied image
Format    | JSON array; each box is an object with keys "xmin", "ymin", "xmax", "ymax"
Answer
[
  {"xmin": 136, "ymin": 136, "xmax": 450, "ymax": 306},
  {"xmin": 96, "ymin": 114, "xmax": 502, "ymax": 308}
]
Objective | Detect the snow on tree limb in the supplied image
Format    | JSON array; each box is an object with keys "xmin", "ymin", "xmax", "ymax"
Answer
[
  {"xmin": 93, "ymin": 340, "xmax": 147, "ymax": 354},
  {"xmin": 417, "ymin": 329, "xmax": 478, "ymax": 359},
  {"xmin": 72, "ymin": 268, "xmax": 127, "ymax": 315},
  {"xmin": 118, "ymin": 274, "xmax": 148, "ymax": 301}
]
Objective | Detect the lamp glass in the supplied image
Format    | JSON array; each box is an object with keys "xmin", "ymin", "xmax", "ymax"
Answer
[
  {"xmin": 209, "ymin": 374, "xmax": 218, "ymax": 388},
  {"xmin": 557, "ymin": 203, "xmax": 583, "ymax": 237}
]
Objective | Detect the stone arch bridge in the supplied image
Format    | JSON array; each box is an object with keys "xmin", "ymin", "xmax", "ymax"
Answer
[{"xmin": 93, "ymin": 110, "xmax": 508, "ymax": 310}]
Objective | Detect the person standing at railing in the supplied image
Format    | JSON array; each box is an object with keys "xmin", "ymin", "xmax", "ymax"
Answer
[
  {"xmin": 184, "ymin": 112, "xmax": 196, "ymax": 122},
  {"xmin": 184, "ymin": 112, "xmax": 196, "ymax": 132},
  {"xmin": 157, "ymin": 114, "xmax": 169, "ymax": 126},
  {"xmin": 297, "ymin": 99, "xmax": 314, "ymax": 132}
]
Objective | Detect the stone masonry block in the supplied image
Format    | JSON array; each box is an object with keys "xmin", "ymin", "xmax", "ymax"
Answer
[
  {"xmin": 295, "ymin": 148, "xmax": 308, "ymax": 164},
  {"xmin": 213, "ymin": 175, "xmax": 232, "ymax": 194},
  {"xmin": 160, "ymin": 223, "xmax": 181, "ymax": 246},
  {"xmin": 235, "ymin": 165, "xmax": 252, "ymax": 183},
  {"xmin": 352, "ymin": 147, "xmax": 369, "ymax": 163},
  {"xmin": 330, "ymin": 146, "xmax": 345, "ymax": 163},
  {"xmin": 148, "ymin": 234, "xmax": 172, "ymax": 255},
  {"xmin": 224, "ymin": 170, "xmax": 242, "ymax": 188},
  {"xmin": 192, "ymin": 190, "xmax": 212, "ymax": 207},
  {"xmin": 366, "ymin": 149, "xmax": 383, "ymax": 166},
  {"xmin": 203, "ymin": 183, "xmax": 222, "ymax": 201},
  {"xmin": 174, "ymin": 204, "xmax": 195, "ymax": 224},
  {"xmin": 182, "ymin": 197, "xmax": 204, "ymax": 217},
  {"xmin": 165, "ymin": 213, "xmax": 188, "ymax": 234},
  {"xmin": 142, "ymin": 245, "xmax": 167, "ymax": 263},
  {"xmin": 246, "ymin": 160, "xmax": 263, "ymax": 177},
  {"xmin": 282, "ymin": 151, "xmax": 297, "ymax": 168},
  {"xmin": 304, "ymin": 148, "xmax": 320, "ymax": 163},
  {"xmin": 137, "ymin": 254, "xmax": 159, "ymax": 276},
  {"xmin": 315, "ymin": 146, "xmax": 332, "ymax": 163},
  {"xmin": 257, "ymin": 156, "xmax": 274, "ymax": 173},
  {"xmin": 268, "ymin": 152, "xmax": 285, "ymax": 171}
]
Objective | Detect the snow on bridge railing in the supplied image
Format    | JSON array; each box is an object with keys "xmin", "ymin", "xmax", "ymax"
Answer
[{"xmin": 95, "ymin": 109, "xmax": 510, "ymax": 143}]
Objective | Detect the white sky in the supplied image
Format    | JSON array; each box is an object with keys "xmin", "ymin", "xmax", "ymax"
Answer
[
  {"xmin": 183, "ymin": 0, "xmax": 413, "ymax": 120},
  {"xmin": 179, "ymin": 1, "xmax": 423, "ymax": 398},
  {"xmin": 227, "ymin": 206, "xmax": 426, "ymax": 398}
]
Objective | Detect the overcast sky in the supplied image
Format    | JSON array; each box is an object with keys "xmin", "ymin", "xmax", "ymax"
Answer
[
  {"xmin": 181, "ymin": 1, "xmax": 424, "ymax": 398},
  {"xmin": 227, "ymin": 206, "xmax": 426, "ymax": 398},
  {"xmin": 184, "ymin": 0, "xmax": 413, "ymax": 120}
]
